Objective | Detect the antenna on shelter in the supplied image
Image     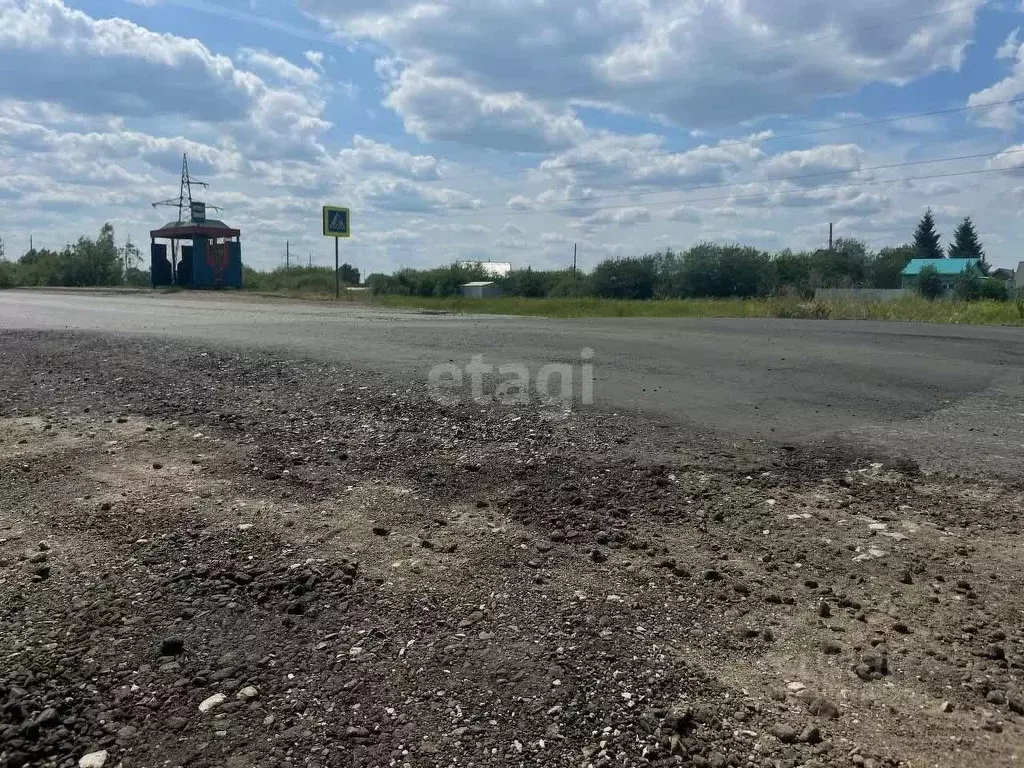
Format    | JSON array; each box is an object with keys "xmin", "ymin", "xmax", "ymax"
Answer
[{"xmin": 151, "ymin": 154, "xmax": 222, "ymax": 224}]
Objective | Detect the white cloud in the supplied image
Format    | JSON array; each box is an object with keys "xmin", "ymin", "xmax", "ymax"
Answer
[
  {"xmin": 0, "ymin": 0, "xmax": 332, "ymax": 165},
  {"xmin": 237, "ymin": 48, "xmax": 321, "ymax": 88},
  {"xmin": 514, "ymin": 136, "xmax": 875, "ymax": 222},
  {"xmin": 361, "ymin": 228, "xmax": 426, "ymax": 245},
  {"xmin": 0, "ymin": 0, "xmax": 263, "ymax": 121},
  {"xmin": 382, "ymin": 68, "xmax": 587, "ymax": 151},
  {"xmin": 304, "ymin": 50, "xmax": 325, "ymax": 70},
  {"xmin": 759, "ymin": 145, "xmax": 865, "ymax": 186},
  {"xmin": 338, "ymin": 136, "xmax": 441, "ymax": 180},
  {"xmin": 914, "ymin": 181, "xmax": 963, "ymax": 196},
  {"xmin": 577, "ymin": 206, "xmax": 652, "ymax": 229},
  {"xmin": 667, "ymin": 205, "xmax": 702, "ymax": 223},
  {"xmin": 357, "ymin": 177, "xmax": 483, "ymax": 213},
  {"xmin": 968, "ymin": 31, "xmax": 1024, "ymax": 129},
  {"xmin": 538, "ymin": 133, "xmax": 766, "ymax": 191},
  {"xmin": 825, "ymin": 189, "xmax": 892, "ymax": 217},
  {"xmin": 304, "ymin": 0, "xmax": 983, "ymax": 147},
  {"xmin": 499, "ymin": 222, "xmax": 526, "ymax": 237},
  {"xmin": 997, "ymin": 28, "xmax": 1020, "ymax": 61},
  {"xmin": 987, "ymin": 144, "xmax": 1024, "ymax": 173},
  {"xmin": 540, "ymin": 231, "xmax": 570, "ymax": 244}
]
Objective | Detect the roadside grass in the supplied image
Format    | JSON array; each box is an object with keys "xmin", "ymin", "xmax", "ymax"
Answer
[
  {"xmin": 7, "ymin": 285, "xmax": 1020, "ymax": 325},
  {"xmin": 363, "ymin": 294, "xmax": 1023, "ymax": 325}
]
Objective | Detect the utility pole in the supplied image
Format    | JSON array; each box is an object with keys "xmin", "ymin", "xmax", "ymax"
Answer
[
  {"xmin": 828, "ymin": 223, "xmax": 833, "ymax": 251},
  {"xmin": 572, "ymin": 243, "xmax": 577, "ymax": 278},
  {"xmin": 0, "ymin": 236, "xmax": 5, "ymax": 261},
  {"xmin": 286, "ymin": 240, "xmax": 290, "ymax": 269},
  {"xmin": 308, "ymin": 251, "xmax": 311, "ymax": 268},
  {"xmin": 29, "ymin": 234, "xmax": 33, "ymax": 252}
]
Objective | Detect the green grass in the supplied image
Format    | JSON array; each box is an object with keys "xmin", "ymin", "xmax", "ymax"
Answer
[
  {"xmin": 15, "ymin": 283, "xmax": 1018, "ymax": 325},
  {"xmin": 358, "ymin": 294, "xmax": 1023, "ymax": 325}
]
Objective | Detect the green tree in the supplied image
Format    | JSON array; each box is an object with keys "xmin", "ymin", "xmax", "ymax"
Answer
[
  {"xmin": 947, "ymin": 217, "xmax": 987, "ymax": 272},
  {"xmin": 980, "ymin": 279, "xmax": 1009, "ymax": 301},
  {"xmin": 916, "ymin": 264, "xmax": 944, "ymax": 299},
  {"xmin": 809, "ymin": 238, "xmax": 870, "ymax": 288},
  {"xmin": 913, "ymin": 209, "xmax": 943, "ymax": 260},
  {"xmin": 501, "ymin": 267, "xmax": 551, "ymax": 298},
  {"xmin": 771, "ymin": 250, "xmax": 813, "ymax": 298},
  {"xmin": 0, "ymin": 259, "xmax": 16, "ymax": 289},
  {"xmin": 589, "ymin": 256, "xmax": 658, "ymax": 299},
  {"xmin": 954, "ymin": 269, "xmax": 982, "ymax": 301},
  {"xmin": 672, "ymin": 243, "xmax": 773, "ymax": 298},
  {"xmin": 338, "ymin": 263, "xmax": 360, "ymax": 285},
  {"xmin": 869, "ymin": 244, "xmax": 914, "ymax": 289},
  {"xmin": 13, "ymin": 225, "xmax": 122, "ymax": 287}
]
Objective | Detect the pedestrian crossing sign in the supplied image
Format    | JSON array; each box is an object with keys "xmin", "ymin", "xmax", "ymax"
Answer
[{"xmin": 322, "ymin": 206, "xmax": 351, "ymax": 238}]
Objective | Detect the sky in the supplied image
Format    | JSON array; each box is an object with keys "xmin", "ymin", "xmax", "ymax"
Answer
[{"xmin": 3, "ymin": 0, "xmax": 1024, "ymax": 274}]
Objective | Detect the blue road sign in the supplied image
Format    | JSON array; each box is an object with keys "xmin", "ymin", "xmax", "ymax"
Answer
[{"xmin": 323, "ymin": 206, "xmax": 351, "ymax": 238}]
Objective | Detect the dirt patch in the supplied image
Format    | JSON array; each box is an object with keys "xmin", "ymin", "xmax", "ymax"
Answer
[{"xmin": 1, "ymin": 331, "xmax": 1022, "ymax": 768}]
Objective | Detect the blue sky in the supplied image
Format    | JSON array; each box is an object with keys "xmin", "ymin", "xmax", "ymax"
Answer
[{"xmin": 3, "ymin": 0, "xmax": 1024, "ymax": 273}]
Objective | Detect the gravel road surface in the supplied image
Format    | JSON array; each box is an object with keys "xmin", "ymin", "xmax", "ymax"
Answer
[
  {"xmin": 2, "ymin": 290, "xmax": 1022, "ymax": 474},
  {"xmin": 1, "ymin": 291, "xmax": 1023, "ymax": 768}
]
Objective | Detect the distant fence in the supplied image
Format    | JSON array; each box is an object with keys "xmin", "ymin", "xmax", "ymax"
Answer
[{"xmin": 814, "ymin": 288, "xmax": 910, "ymax": 302}]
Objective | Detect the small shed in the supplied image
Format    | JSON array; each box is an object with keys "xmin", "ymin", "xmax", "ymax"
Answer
[
  {"xmin": 461, "ymin": 281, "xmax": 503, "ymax": 299},
  {"xmin": 901, "ymin": 258, "xmax": 982, "ymax": 293},
  {"xmin": 150, "ymin": 219, "xmax": 243, "ymax": 289}
]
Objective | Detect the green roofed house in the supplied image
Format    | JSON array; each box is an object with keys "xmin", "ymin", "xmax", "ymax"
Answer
[{"xmin": 901, "ymin": 258, "xmax": 983, "ymax": 293}]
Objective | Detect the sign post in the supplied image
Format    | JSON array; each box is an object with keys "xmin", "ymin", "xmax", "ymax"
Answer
[{"xmin": 322, "ymin": 206, "xmax": 351, "ymax": 299}]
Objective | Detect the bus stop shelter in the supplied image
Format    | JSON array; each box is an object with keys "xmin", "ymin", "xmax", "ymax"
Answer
[{"xmin": 150, "ymin": 219, "xmax": 242, "ymax": 289}]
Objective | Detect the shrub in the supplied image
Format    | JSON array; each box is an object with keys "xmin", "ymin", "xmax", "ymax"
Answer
[
  {"xmin": 916, "ymin": 265, "xmax": 944, "ymax": 300},
  {"xmin": 979, "ymin": 279, "xmax": 1010, "ymax": 301},
  {"xmin": 671, "ymin": 243, "xmax": 773, "ymax": 298},
  {"xmin": 954, "ymin": 270, "xmax": 983, "ymax": 301},
  {"xmin": 589, "ymin": 256, "xmax": 658, "ymax": 299},
  {"xmin": 0, "ymin": 260, "xmax": 16, "ymax": 288},
  {"xmin": 124, "ymin": 267, "xmax": 151, "ymax": 287}
]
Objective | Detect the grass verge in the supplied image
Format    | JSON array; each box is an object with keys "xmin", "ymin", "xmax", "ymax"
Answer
[
  {"xmin": 363, "ymin": 294, "xmax": 1023, "ymax": 324},
  {"xmin": 8, "ymin": 285, "xmax": 1021, "ymax": 325}
]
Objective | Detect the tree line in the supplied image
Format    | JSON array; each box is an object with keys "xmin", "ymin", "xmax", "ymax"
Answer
[
  {"xmin": 1, "ymin": 211, "xmax": 1014, "ymax": 301},
  {"xmin": 367, "ymin": 211, "xmax": 1013, "ymax": 302},
  {"xmin": 0, "ymin": 224, "xmax": 148, "ymax": 289}
]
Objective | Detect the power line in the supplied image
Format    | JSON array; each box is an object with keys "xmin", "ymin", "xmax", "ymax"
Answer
[
  {"xmin": 425, "ymin": 95, "xmax": 1024, "ymax": 186},
  {"xmin": 514, "ymin": 162, "xmax": 1024, "ymax": 219},
  {"xmin": 481, "ymin": 146, "xmax": 1024, "ymax": 213}
]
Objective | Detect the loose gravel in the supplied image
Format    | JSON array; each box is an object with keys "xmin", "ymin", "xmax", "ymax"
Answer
[{"xmin": 1, "ymin": 330, "xmax": 1022, "ymax": 768}]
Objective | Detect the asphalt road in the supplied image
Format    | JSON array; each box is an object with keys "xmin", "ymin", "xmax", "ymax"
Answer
[{"xmin": 2, "ymin": 290, "xmax": 1022, "ymax": 474}]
